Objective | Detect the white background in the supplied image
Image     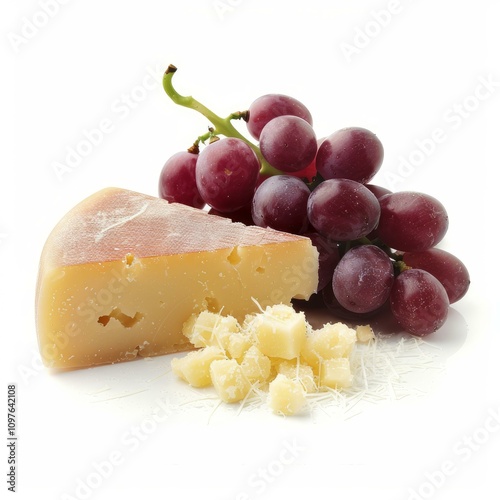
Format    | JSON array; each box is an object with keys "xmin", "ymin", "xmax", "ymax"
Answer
[{"xmin": 2, "ymin": 1, "xmax": 500, "ymax": 499}]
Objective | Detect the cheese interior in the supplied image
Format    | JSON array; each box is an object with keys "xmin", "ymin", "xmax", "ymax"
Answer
[{"xmin": 36, "ymin": 188, "xmax": 318, "ymax": 369}]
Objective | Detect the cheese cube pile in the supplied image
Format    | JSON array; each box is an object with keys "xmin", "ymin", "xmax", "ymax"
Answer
[{"xmin": 171, "ymin": 304, "xmax": 364, "ymax": 415}]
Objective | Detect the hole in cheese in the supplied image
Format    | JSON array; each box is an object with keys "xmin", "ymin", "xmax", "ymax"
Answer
[
  {"xmin": 256, "ymin": 266, "xmax": 265, "ymax": 274},
  {"xmin": 204, "ymin": 297, "xmax": 220, "ymax": 313},
  {"xmin": 227, "ymin": 246, "xmax": 242, "ymax": 265},
  {"xmin": 98, "ymin": 308, "xmax": 144, "ymax": 328}
]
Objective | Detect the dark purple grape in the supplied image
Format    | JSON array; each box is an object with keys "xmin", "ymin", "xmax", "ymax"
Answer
[
  {"xmin": 246, "ymin": 94, "xmax": 313, "ymax": 140},
  {"xmin": 208, "ymin": 204, "xmax": 254, "ymax": 226},
  {"xmin": 365, "ymin": 184, "xmax": 392, "ymax": 199},
  {"xmin": 251, "ymin": 175, "xmax": 310, "ymax": 234},
  {"xmin": 365, "ymin": 184, "xmax": 392, "ymax": 240},
  {"xmin": 322, "ymin": 284, "xmax": 386, "ymax": 321},
  {"xmin": 307, "ymin": 179, "xmax": 381, "ymax": 241},
  {"xmin": 402, "ymin": 248, "xmax": 470, "ymax": 304},
  {"xmin": 316, "ymin": 127, "xmax": 384, "ymax": 184},
  {"xmin": 196, "ymin": 138, "xmax": 260, "ymax": 213},
  {"xmin": 377, "ymin": 192, "xmax": 449, "ymax": 252},
  {"xmin": 259, "ymin": 116, "xmax": 317, "ymax": 173},
  {"xmin": 332, "ymin": 245, "xmax": 394, "ymax": 313},
  {"xmin": 390, "ymin": 269, "xmax": 449, "ymax": 336},
  {"xmin": 287, "ymin": 137, "xmax": 325, "ymax": 183},
  {"xmin": 305, "ymin": 232, "xmax": 341, "ymax": 291},
  {"xmin": 158, "ymin": 151, "xmax": 205, "ymax": 208}
]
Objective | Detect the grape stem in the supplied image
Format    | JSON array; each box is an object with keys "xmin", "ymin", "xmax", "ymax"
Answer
[
  {"xmin": 163, "ymin": 65, "xmax": 281, "ymax": 176},
  {"xmin": 394, "ymin": 260, "xmax": 411, "ymax": 275}
]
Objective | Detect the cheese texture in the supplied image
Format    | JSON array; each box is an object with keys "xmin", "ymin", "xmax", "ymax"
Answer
[
  {"xmin": 172, "ymin": 306, "xmax": 358, "ymax": 415},
  {"xmin": 36, "ymin": 188, "xmax": 318, "ymax": 369}
]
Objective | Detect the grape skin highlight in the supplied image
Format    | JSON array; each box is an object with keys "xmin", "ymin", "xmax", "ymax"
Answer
[
  {"xmin": 332, "ymin": 245, "xmax": 394, "ymax": 314},
  {"xmin": 195, "ymin": 138, "xmax": 260, "ymax": 213},
  {"xmin": 158, "ymin": 151, "xmax": 204, "ymax": 209},
  {"xmin": 316, "ymin": 127, "xmax": 384, "ymax": 184},
  {"xmin": 307, "ymin": 179, "xmax": 381, "ymax": 241},
  {"xmin": 390, "ymin": 269, "xmax": 449, "ymax": 336},
  {"xmin": 402, "ymin": 248, "xmax": 470, "ymax": 304},
  {"xmin": 246, "ymin": 94, "xmax": 313, "ymax": 140},
  {"xmin": 259, "ymin": 116, "xmax": 317, "ymax": 173},
  {"xmin": 252, "ymin": 175, "xmax": 310, "ymax": 234},
  {"xmin": 377, "ymin": 192, "xmax": 449, "ymax": 252}
]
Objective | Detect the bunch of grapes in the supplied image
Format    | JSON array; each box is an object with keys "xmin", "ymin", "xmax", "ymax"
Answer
[{"xmin": 159, "ymin": 65, "xmax": 470, "ymax": 337}]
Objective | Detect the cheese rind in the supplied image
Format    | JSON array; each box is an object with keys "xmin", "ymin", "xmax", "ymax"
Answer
[{"xmin": 36, "ymin": 188, "xmax": 318, "ymax": 369}]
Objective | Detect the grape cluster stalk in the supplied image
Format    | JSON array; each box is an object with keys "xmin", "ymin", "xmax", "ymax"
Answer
[{"xmin": 158, "ymin": 65, "xmax": 470, "ymax": 337}]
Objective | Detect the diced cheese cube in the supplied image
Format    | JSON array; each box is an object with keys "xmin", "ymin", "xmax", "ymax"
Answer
[
  {"xmin": 302, "ymin": 322, "xmax": 357, "ymax": 371},
  {"xmin": 319, "ymin": 358, "xmax": 353, "ymax": 389},
  {"xmin": 210, "ymin": 359, "xmax": 251, "ymax": 403},
  {"xmin": 241, "ymin": 346, "xmax": 271, "ymax": 383},
  {"xmin": 182, "ymin": 311, "xmax": 218, "ymax": 348},
  {"xmin": 356, "ymin": 324, "xmax": 375, "ymax": 343},
  {"xmin": 226, "ymin": 332, "xmax": 253, "ymax": 360},
  {"xmin": 171, "ymin": 346, "xmax": 225, "ymax": 387},
  {"xmin": 277, "ymin": 361, "xmax": 316, "ymax": 393},
  {"xmin": 212, "ymin": 315, "xmax": 241, "ymax": 350},
  {"xmin": 182, "ymin": 311, "xmax": 239, "ymax": 349},
  {"xmin": 251, "ymin": 304, "xmax": 307, "ymax": 359},
  {"xmin": 268, "ymin": 374, "xmax": 307, "ymax": 416}
]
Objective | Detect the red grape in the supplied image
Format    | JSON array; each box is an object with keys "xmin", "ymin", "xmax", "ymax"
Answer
[
  {"xmin": 158, "ymin": 151, "xmax": 205, "ymax": 208},
  {"xmin": 322, "ymin": 284, "xmax": 385, "ymax": 321},
  {"xmin": 246, "ymin": 94, "xmax": 313, "ymax": 140},
  {"xmin": 307, "ymin": 179, "xmax": 381, "ymax": 241},
  {"xmin": 305, "ymin": 232, "xmax": 341, "ymax": 291},
  {"xmin": 377, "ymin": 192, "xmax": 449, "ymax": 252},
  {"xmin": 316, "ymin": 127, "xmax": 384, "ymax": 184},
  {"xmin": 251, "ymin": 175, "xmax": 310, "ymax": 234},
  {"xmin": 195, "ymin": 138, "xmax": 260, "ymax": 213},
  {"xmin": 365, "ymin": 184, "xmax": 392, "ymax": 239},
  {"xmin": 332, "ymin": 245, "xmax": 394, "ymax": 313},
  {"xmin": 259, "ymin": 116, "xmax": 317, "ymax": 173},
  {"xmin": 402, "ymin": 248, "xmax": 470, "ymax": 303},
  {"xmin": 365, "ymin": 184, "xmax": 392, "ymax": 199},
  {"xmin": 287, "ymin": 137, "xmax": 325, "ymax": 182},
  {"xmin": 390, "ymin": 269, "xmax": 449, "ymax": 336},
  {"xmin": 208, "ymin": 204, "xmax": 254, "ymax": 226}
]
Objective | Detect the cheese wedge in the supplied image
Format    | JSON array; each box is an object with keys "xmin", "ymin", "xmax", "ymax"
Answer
[{"xmin": 36, "ymin": 188, "xmax": 318, "ymax": 369}]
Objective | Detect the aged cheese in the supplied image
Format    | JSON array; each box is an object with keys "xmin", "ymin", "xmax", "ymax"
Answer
[
  {"xmin": 36, "ymin": 188, "xmax": 318, "ymax": 369},
  {"xmin": 268, "ymin": 374, "xmax": 307, "ymax": 415},
  {"xmin": 250, "ymin": 304, "xmax": 307, "ymax": 360},
  {"xmin": 171, "ymin": 306, "xmax": 360, "ymax": 415},
  {"xmin": 210, "ymin": 359, "xmax": 251, "ymax": 403},
  {"xmin": 171, "ymin": 346, "xmax": 225, "ymax": 387}
]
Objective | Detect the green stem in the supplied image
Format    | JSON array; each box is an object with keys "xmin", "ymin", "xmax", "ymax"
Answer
[
  {"xmin": 394, "ymin": 260, "xmax": 411, "ymax": 275},
  {"xmin": 163, "ymin": 65, "xmax": 281, "ymax": 176}
]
